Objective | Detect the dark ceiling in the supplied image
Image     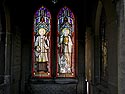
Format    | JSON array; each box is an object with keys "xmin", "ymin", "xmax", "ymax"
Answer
[{"xmin": 3, "ymin": 0, "xmax": 98, "ymax": 32}]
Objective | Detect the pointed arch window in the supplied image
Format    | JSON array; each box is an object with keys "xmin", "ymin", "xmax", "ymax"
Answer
[
  {"xmin": 32, "ymin": 6, "xmax": 76, "ymax": 78},
  {"xmin": 56, "ymin": 7, "xmax": 76, "ymax": 77},
  {"xmin": 32, "ymin": 6, "xmax": 52, "ymax": 78}
]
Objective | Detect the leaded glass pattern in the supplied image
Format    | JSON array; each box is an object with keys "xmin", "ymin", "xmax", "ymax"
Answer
[
  {"xmin": 56, "ymin": 6, "xmax": 75, "ymax": 77},
  {"xmin": 32, "ymin": 6, "xmax": 52, "ymax": 78}
]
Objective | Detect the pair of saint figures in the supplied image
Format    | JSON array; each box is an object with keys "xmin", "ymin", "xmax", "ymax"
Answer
[{"xmin": 34, "ymin": 27, "xmax": 73, "ymax": 74}]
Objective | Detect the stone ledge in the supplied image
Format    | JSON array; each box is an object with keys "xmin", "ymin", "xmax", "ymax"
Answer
[
  {"xmin": 55, "ymin": 78, "xmax": 78, "ymax": 84},
  {"xmin": 29, "ymin": 78, "xmax": 78, "ymax": 84}
]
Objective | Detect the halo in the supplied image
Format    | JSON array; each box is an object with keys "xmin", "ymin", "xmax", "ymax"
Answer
[
  {"xmin": 62, "ymin": 28, "xmax": 70, "ymax": 34},
  {"xmin": 38, "ymin": 28, "xmax": 46, "ymax": 35}
]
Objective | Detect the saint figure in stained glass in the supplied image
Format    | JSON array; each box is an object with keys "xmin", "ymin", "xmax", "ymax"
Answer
[
  {"xmin": 35, "ymin": 28, "xmax": 49, "ymax": 71},
  {"xmin": 58, "ymin": 27, "xmax": 73, "ymax": 73}
]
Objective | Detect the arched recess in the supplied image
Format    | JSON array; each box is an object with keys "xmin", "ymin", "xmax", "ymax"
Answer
[
  {"xmin": 92, "ymin": 0, "xmax": 118, "ymax": 94},
  {"xmin": 0, "ymin": 3, "xmax": 11, "ymax": 94},
  {"xmin": 56, "ymin": 6, "xmax": 76, "ymax": 78},
  {"xmin": 94, "ymin": 1, "xmax": 104, "ymax": 85},
  {"xmin": 95, "ymin": 1, "xmax": 108, "ymax": 83},
  {"xmin": 32, "ymin": 6, "xmax": 52, "ymax": 78}
]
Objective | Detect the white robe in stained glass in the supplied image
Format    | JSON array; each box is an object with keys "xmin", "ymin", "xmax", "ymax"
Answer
[
  {"xmin": 58, "ymin": 28, "xmax": 73, "ymax": 73},
  {"xmin": 35, "ymin": 28, "xmax": 49, "ymax": 62}
]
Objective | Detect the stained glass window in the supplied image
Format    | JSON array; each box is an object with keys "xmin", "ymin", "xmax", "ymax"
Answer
[
  {"xmin": 32, "ymin": 6, "xmax": 52, "ymax": 78},
  {"xmin": 56, "ymin": 6, "xmax": 75, "ymax": 77}
]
